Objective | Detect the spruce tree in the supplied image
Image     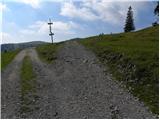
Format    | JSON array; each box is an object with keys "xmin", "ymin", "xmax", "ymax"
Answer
[
  {"xmin": 154, "ymin": 2, "xmax": 159, "ymax": 16},
  {"xmin": 153, "ymin": 2, "xmax": 159, "ymax": 25},
  {"xmin": 124, "ymin": 6, "xmax": 135, "ymax": 32}
]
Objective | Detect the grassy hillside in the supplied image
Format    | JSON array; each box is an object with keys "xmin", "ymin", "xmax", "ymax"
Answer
[
  {"xmin": 80, "ymin": 26, "xmax": 159, "ymax": 115},
  {"xmin": 36, "ymin": 43, "xmax": 61, "ymax": 63},
  {"xmin": 1, "ymin": 49, "xmax": 20, "ymax": 71}
]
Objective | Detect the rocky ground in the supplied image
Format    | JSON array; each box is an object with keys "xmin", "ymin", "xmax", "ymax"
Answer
[{"xmin": 1, "ymin": 41, "xmax": 155, "ymax": 118}]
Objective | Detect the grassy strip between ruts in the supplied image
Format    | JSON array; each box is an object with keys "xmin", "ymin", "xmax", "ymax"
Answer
[
  {"xmin": 1, "ymin": 49, "xmax": 20, "ymax": 71},
  {"xmin": 36, "ymin": 43, "xmax": 61, "ymax": 63},
  {"xmin": 79, "ymin": 26, "xmax": 159, "ymax": 115},
  {"xmin": 20, "ymin": 55, "xmax": 38, "ymax": 116}
]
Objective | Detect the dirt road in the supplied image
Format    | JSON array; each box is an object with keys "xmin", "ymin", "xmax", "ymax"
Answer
[
  {"xmin": 1, "ymin": 50, "xmax": 26, "ymax": 118},
  {"xmin": 1, "ymin": 41, "xmax": 155, "ymax": 118}
]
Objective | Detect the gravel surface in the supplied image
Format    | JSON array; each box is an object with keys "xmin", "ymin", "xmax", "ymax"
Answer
[
  {"xmin": 1, "ymin": 50, "xmax": 26, "ymax": 118},
  {"xmin": 1, "ymin": 41, "xmax": 155, "ymax": 118}
]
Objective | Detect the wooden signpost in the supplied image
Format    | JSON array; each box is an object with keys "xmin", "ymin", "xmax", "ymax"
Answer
[{"xmin": 48, "ymin": 18, "xmax": 54, "ymax": 44}]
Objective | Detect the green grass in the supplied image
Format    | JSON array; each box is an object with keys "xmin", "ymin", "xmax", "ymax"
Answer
[
  {"xmin": 1, "ymin": 49, "xmax": 20, "ymax": 71},
  {"xmin": 20, "ymin": 55, "xmax": 37, "ymax": 114},
  {"xmin": 36, "ymin": 43, "xmax": 61, "ymax": 63},
  {"xmin": 21, "ymin": 55, "xmax": 36, "ymax": 95},
  {"xmin": 79, "ymin": 25, "xmax": 159, "ymax": 115}
]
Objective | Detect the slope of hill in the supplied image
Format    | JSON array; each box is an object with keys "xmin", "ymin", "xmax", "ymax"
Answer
[
  {"xmin": 79, "ymin": 25, "xmax": 159, "ymax": 115},
  {"xmin": 1, "ymin": 26, "xmax": 158, "ymax": 118}
]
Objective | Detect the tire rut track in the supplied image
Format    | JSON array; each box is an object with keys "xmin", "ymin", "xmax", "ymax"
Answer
[{"xmin": 1, "ymin": 50, "xmax": 26, "ymax": 118}]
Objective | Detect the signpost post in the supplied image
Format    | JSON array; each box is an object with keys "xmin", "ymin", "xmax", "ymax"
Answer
[{"xmin": 48, "ymin": 18, "xmax": 54, "ymax": 44}]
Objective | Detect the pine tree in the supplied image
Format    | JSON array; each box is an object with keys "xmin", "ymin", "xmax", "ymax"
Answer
[
  {"xmin": 124, "ymin": 6, "xmax": 135, "ymax": 32},
  {"xmin": 154, "ymin": 2, "xmax": 159, "ymax": 16}
]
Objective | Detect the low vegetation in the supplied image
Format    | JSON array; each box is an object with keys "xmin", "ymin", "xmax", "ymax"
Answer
[
  {"xmin": 20, "ymin": 55, "xmax": 37, "ymax": 115},
  {"xmin": 36, "ymin": 43, "xmax": 61, "ymax": 63},
  {"xmin": 80, "ymin": 26, "xmax": 159, "ymax": 115},
  {"xmin": 1, "ymin": 49, "xmax": 20, "ymax": 71}
]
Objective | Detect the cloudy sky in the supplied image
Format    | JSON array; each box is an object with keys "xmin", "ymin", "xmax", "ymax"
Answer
[{"xmin": 0, "ymin": 0, "xmax": 158, "ymax": 44}]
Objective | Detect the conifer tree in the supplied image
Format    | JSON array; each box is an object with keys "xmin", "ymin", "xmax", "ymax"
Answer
[
  {"xmin": 124, "ymin": 6, "xmax": 135, "ymax": 32},
  {"xmin": 154, "ymin": 2, "xmax": 159, "ymax": 16}
]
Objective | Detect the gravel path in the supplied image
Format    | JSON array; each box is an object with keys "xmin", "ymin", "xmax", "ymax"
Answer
[
  {"xmin": 1, "ymin": 50, "xmax": 26, "ymax": 118},
  {"xmin": 1, "ymin": 41, "xmax": 155, "ymax": 118}
]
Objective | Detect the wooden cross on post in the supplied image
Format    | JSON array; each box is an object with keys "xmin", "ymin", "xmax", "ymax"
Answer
[{"xmin": 48, "ymin": 18, "xmax": 54, "ymax": 44}]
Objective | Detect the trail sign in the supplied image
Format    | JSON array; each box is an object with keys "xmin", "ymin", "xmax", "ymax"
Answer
[{"xmin": 48, "ymin": 18, "xmax": 54, "ymax": 44}]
